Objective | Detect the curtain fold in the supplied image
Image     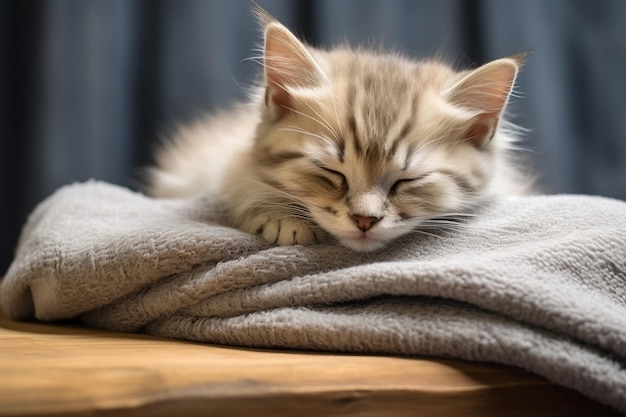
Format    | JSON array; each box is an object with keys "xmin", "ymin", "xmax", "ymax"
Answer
[{"xmin": 1, "ymin": 0, "xmax": 625, "ymax": 271}]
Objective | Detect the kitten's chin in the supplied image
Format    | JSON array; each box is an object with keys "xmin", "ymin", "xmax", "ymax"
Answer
[
  {"xmin": 312, "ymin": 214, "xmax": 404, "ymax": 252},
  {"xmin": 336, "ymin": 234, "xmax": 390, "ymax": 252}
]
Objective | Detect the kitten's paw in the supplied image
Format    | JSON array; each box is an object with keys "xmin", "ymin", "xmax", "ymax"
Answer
[{"xmin": 253, "ymin": 216, "xmax": 319, "ymax": 246}]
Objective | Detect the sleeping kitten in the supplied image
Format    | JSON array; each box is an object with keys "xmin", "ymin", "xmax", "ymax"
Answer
[{"xmin": 147, "ymin": 11, "xmax": 531, "ymax": 252}]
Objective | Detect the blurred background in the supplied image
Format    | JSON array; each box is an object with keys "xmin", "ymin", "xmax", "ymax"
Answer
[{"xmin": 1, "ymin": 0, "xmax": 625, "ymax": 272}]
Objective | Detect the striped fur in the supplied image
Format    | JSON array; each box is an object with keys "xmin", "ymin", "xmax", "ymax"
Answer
[{"xmin": 147, "ymin": 12, "xmax": 532, "ymax": 251}]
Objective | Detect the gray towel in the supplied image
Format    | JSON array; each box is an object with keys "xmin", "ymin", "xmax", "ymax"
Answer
[{"xmin": 2, "ymin": 181, "xmax": 626, "ymax": 413}]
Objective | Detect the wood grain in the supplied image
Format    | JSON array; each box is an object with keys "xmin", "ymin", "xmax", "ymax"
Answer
[{"xmin": 0, "ymin": 312, "xmax": 619, "ymax": 417}]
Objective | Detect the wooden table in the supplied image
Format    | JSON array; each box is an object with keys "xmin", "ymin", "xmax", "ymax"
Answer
[{"xmin": 0, "ymin": 311, "xmax": 619, "ymax": 417}]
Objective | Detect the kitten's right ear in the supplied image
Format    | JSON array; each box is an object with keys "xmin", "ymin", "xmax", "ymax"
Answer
[{"xmin": 259, "ymin": 13, "xmax": 326, "ymax": 118}]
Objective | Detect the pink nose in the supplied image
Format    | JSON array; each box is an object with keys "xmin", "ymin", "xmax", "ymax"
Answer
[{"xmin": 351, "ymin": 215, "xmax": 382, "ymax": 232}]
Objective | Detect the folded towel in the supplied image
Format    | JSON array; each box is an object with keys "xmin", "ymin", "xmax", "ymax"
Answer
[{"xmin": 2, "ymin": 181, "xmax": 626, "ymax": 412}]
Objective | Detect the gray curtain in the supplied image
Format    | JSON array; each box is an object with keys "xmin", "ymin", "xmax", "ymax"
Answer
[{"xmin": 2, "ymin": 0, "xmax": 625, "ymax": 271}]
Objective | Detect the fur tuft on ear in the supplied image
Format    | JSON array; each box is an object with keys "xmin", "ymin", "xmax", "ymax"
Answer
[
  {"xmin": 444, "ymin": 56, "xmax": 523, "ymax": 147},
  {"xmin": 260, "ymin": 15, "xmax": 326, "ymax": 118}
]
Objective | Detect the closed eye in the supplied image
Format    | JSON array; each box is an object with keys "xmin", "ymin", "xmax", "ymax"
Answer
[
  {"xmin": 317, "ymin": 166, "xmax": 348, "ymax": 194},
  {"xmin": 390, "ymin": 172, "xmax": 433, "ymax": 195},
  {"xmin": 320, "ymin": 167, "xmax": 346, "ymax": 182}
]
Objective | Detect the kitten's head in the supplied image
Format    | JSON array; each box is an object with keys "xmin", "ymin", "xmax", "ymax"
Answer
[{"xmin": 253, "ymin": 13, "xmax": 524, "ymax": 251}]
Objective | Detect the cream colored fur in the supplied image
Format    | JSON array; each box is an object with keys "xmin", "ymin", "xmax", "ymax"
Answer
[{"xmin": 147, "ymin": 12, "xmax": 532, "ymax": 251}]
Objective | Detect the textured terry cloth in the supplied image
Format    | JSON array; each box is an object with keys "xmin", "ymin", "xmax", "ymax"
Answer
[{"xmin": 2, "ymin": 182, "xmax": 626, "ymax": 413}]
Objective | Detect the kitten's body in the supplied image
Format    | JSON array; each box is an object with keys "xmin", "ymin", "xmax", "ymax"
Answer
[{"xmin": 148, "ymin": 13, "xmax": 531, "ymax": 251}]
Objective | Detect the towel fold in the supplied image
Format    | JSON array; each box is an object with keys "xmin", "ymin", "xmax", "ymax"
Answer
[{"xmin": 2, "ymin": 181, "xmax": 626, "ymax": 412}]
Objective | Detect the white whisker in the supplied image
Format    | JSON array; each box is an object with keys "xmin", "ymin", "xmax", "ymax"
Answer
[
  {"xmin": 299, "ymin": 100, "xmax": 341, "ymax": 142},
  {"xmin": 232, "ymin": 178, "xmax": 329, "ymax": 214},
  {"xmin": 278, "ymin": 127, "xmax": 336, "ymax": 149},
  {"xmin": 407, "ymin": 229, "xmax": 445, "ymax": 240},
  {"xmin": 283, "ymin": 106, "xmax": 340, "ymax": 140}
]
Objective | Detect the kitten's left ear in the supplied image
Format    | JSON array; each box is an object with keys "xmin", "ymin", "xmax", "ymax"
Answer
[
  {"xmin": 261, "ymin": 16, "xmax": 326, "ymax": 118},
  {"xmin": 445, "ymin": 54, "xmax": 525, "ymax": 147}
]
